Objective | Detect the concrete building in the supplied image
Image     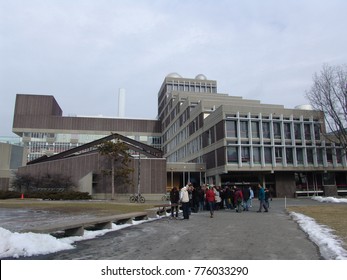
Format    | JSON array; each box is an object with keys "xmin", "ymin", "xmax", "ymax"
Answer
[
  {"xmin": 11, "ymin": 74, "xmax": 347, "ymax": 198},
  {"xmin": 0, "ymin": 138, "xmax": 26, "ymax": 191},
  {"xmin": 12, "ymin": 94, "xmax": 164, "ymax": 199},
  {"xmin": 159, "ymin": 73, "xmax": 347, "ymax": 197}
]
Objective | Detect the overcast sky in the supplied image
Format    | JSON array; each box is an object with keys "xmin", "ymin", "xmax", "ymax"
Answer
[{"xmin": 1, "ymin": 0, "xmax": 347, "ymax": 137}]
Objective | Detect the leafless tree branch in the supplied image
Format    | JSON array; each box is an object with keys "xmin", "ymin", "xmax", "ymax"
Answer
[{"xmin": 306, "ymin": 63, "xmax": 347, "ymax": 152}]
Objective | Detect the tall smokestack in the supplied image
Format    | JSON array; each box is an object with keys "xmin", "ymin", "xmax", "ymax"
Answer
[{"xmin": 118, "ymin": 88, "xmax": 125, "ymax": 117}]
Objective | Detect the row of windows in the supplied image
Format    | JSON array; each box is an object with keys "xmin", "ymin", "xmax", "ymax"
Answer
[
  {"xmin": 166, "ymin": 83, "xmax": 217, "ymax": 94},
  {"xmin": 166, "ymin": 134, "xmax": 204, "ymax": 163},
  {"xmin": 158, "ymin": 79, "xmax": 216, "ymax": 120},
  {"xmin": 166, "ymin": 117, "xmax": 324, "ymax": 160},
  {"xmin": 226, "ymin": 120, "xmax": 321, "ymax": 141},
  {"xmin": 227, "ymin": 146, "xmax": 345, "ymax": 166},
  {"xmin": 295, "ymin": 172, "xmax": 347, "ymax": 190},
  {"xmin": 25, "ymin": 133, "xmax": 162, "ymax": 162},
  {"xmin": 165, "ymin": 117, "xmax": 336, "ymax": 168},
  {"xmin": 162, "ymin": 100, "xmax": 199, "ymax": 134}
]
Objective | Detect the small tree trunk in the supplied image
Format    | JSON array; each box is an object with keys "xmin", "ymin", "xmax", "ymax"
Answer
[{"xmin": 111, "ymin": 159, "xmax": 115, "ymax": 200}]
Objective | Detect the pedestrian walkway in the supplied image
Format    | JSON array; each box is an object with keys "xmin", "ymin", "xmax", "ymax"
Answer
[{"xmin": 17, "ymin": 198, "xmax": 322, "ymax": 260}]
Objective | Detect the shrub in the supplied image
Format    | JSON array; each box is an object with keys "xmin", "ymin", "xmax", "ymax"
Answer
[
  {"xmin": 0, "ymin": 191, "xmax": 22, "ymax": 199},
  {"xmin": 0, "ymin": 190, "xmax": 92, "ymax": 200}
]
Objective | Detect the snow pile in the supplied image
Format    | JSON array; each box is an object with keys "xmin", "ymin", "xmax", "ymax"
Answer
[
  {"xmin": 290, "ymin": 212, "xmax": 347, "ymax": 260},
  {"xmin": 311, "ymin": 196, "xmax": 347, "ymax": 203},
  {"xmin": 0, "ymin": 216, "xmax": 161, "ymax": 259}
]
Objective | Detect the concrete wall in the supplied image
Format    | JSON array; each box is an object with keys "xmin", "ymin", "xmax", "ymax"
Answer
[
  {"xmin": 275, "ymin": 172, "xmax": 296, "ymax": 198},
  {"xmin": 78, "ymin": 172, "xmax": 93, "ymax": 194},
  {"xmin": 324, "ymin": 185, "xmax": 338, "ymax": 197},
  {"xmin": 13, "ymin": 95, "xmax": 161, "ymax": 135}
]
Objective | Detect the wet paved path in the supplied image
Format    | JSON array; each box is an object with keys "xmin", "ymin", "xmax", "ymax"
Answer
[{"xmin": 7, "ymin": 198, "xmax": 323, "ymax": 260}]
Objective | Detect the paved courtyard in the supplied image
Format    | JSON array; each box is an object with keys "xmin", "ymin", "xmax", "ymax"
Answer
[{"xmin": 5, "ymin": 198, "xmax": 323, "ymax": 260}]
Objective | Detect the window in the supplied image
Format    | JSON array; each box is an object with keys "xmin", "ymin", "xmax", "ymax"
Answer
[
  {"xmin": 336, "ymin": 148, "xmax": 343, "ymax": 164},
  {"xmin": 226, "ymin": 121, "xmax": 237, "ymax": 138},
  {"xmin": 314, "ymin": 124, "xmax": 321, "ymax": 140},
  {"xmin": 296, "ymin": 148, "xmax": 303, "ymax": 164},
  {"xmin": 240, "ymin": 121, "xmax": 248, "ymax": 138},
  {"xmin": 307, "ymin": 148, "xmax": 314, "ymax": 164},
  {"xmin": 241, "ymin": 147, "xmax": 250, "ymax": 162},
  {"xmin": 264, "ymin": 147, "xmax": 272, "ymax": 164},
  {"xmin": 273, "ymin": 122, "xmax": 281, "ymax": 139},
  {"xmin": 323, "ymin": 173, "xmax": 335, "ymax": 185},
  {"xmin": 205, "ymin": 127, "xmax": 215, "ymax": 146},
  {"xmin": 251, "ymin": 122, "xmax": 259, "ymax": 138},
  {"xmin": 253, "ymin": 147, "xmax": 261, "ymax": 163},
  {"xmin": 262, "ymin": 122, "xmax": 270, "ymax": 138},
  {"xmin": 227, "ymin": 147, "xmax": 238, "ymax": 163},
  {"xmin": 294, "ymin": 123, "xmax": 301, "ymax": 139},
  {"xmin": 286, "ymin": 148, "xmax": 293, "ymax": 164},
  {"xmin": 295, "ymin": 172, "xmax": 307, "ymax": 189},
  {"xmin": 275, "ymin": 147, "xmax": 282, "ymax": 163},
  {"xmin": 317, "ymin": 148, "xmax": 323, "ymax": 164},
  {"xmin": 326, "ymin": 148, "xmax": 333, "ymax": 163},
  {"xmin": 304, "ymin": 124, "xmax": 311, "ymax": 140},
  {"xmin": 284, "ymin": 123, "xmax": 291, "ymax": 139}
]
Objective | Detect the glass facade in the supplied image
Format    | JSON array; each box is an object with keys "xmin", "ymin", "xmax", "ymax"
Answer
[
  {"xmin": 224, "ymin": 116, "xmax": 345, "ymax": 167},
  {"xmin": 23, "ymin": 132, "xmax": 161, "ymax": 162}
]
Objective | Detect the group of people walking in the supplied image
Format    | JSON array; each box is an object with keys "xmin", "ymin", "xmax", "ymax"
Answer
[{"xmin": 169, "ymin": 182, "xmax": 272, "ymax": 219}]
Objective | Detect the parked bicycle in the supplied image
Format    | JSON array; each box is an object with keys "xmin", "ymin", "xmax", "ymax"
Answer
[
  {"xmin": 161, "ymin": 193, "xmax": 170, "ymax": 201},
  {"xmin": 129, "ymin": 193, "xmax": 146, "ymax": 203}
]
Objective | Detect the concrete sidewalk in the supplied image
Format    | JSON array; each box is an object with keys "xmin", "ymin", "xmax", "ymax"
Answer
[{"xmin": 20, "ymin": 198, "xmax": 322, "ymax": 260}]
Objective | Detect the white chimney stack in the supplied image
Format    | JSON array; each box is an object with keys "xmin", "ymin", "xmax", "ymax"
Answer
[{"xmin": 118, "ymin": 88, "xmax": 125, "ymax": 117}]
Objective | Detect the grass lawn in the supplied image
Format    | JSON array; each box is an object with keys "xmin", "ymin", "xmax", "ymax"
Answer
[
  {"xmin": 287, "ymin": 204, "xmax": 347, "ymax": 250},
  {"xmin": 0, "ymin": 199, "xmax": 158, "ymax": 216}
]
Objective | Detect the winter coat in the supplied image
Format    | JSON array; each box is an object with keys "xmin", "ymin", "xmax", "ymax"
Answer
[
  {"xmin": 180, "ymin": 186, "xmax": 189, "ymax": 203},
  {"xmin": 214, "ymin": 189, "xmax": 221, "ymax": 203},
  {"xmin": 242, "ymin": 188, "xmax": 250, "ymax": 200},
  {"xmin": 170, "ymin": 188, "xmax": 180, "ymax": 204},
  {"xmin": 258, "ymin": 187, "xmax": 265, "ymax": 200},
  {"xmin": 249, "ymin": 188, "xmax": 254, "ymax": 199},
  {"xmin": 234, "ymin": 189, "xmax": 243, "ymax": 205},
  {"xmin": 205, "ymin": 189, "xmax": 216, "ymax": 202}
]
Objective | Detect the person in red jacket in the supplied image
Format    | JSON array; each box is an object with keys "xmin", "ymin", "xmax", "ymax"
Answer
[
  {"xmin": 234, "ymin": 187, "xmax": 243, "ymax": 213},
  {"xmin": 205, "ymin": 186, "xmax": 216, "ymax": 218}
]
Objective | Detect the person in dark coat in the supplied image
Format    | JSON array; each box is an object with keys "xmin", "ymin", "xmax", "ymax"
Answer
[
  {"xmin": 224, "ymin": 186, "xmax": 232, "ymax": 209},
  {"xmin": 170, "ymin": 186, "xmax": 179, "ymax": 218},
  {"xmin": 242, "ymin": 187, "xmax": 251, "ymax": 211},
  {"xmin": 197, "ymin": 186, "xmax": 205, "ymax": 211},
  {"xmin": 257, "ymin": 184, "xmax": 269, "ymax": 213}
]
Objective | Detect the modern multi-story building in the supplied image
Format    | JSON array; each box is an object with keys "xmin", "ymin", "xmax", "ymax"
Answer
[
  {"xmin": 159, "ymin": 73, "xmax": 347, "ymax": 197},
  {"xmin": 12, "ymin": 73, "xmax": 347, "ymax": 198}
]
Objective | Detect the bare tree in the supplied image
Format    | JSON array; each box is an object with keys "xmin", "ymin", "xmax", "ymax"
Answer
[
  {"xmin": 306, "ymin": 64, "xmax": 347, "ymax": 152},
  {"xmin": 98, "ymin": 139, "xmax": 134, "ymax": 200}
]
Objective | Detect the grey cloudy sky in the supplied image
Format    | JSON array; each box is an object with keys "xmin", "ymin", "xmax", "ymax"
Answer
[{"xmin": 1, "ymin": 0, "xmax": 347, "ymax": 136}]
